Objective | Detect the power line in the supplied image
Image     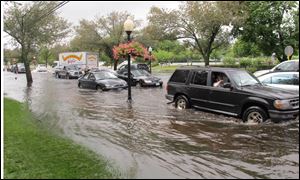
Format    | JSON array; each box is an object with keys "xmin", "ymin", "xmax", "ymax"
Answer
[
  {"xmin": 36, "ymin": 1, "xmax": 69, "ymax": 22},
  {"xmin": 26, "ymin": 1, "xmax": 69, "ymax": 27}
]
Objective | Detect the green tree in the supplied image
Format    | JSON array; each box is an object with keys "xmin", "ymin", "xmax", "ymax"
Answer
[
  {"xmin": 4, "ymin": 2, "xmax": 70, "ymax": 86},
  {"xmin": 232, "ymin": 38, "xmax": 261, "ymax": 57},
  {"xmin": 235, "ymin": 1, "xmax": 299, "ymax": 62},
  {"xmin": 153, "ymin": 50, "xmax": 174, "ymax": 63},
  {"xmin": 147, "ymin": 1, "xmax": 245, "ymax": 66},
  {"xmin": 4, "ymin": 48, "xmax": 21, "ymax": 65},
  {"xmin": 38, "ymin": 47, "xmax": 55, "ymax": 66},
  {"xmin": 70, "ymin": 11, "xmax": 140, "ymax": 70}
]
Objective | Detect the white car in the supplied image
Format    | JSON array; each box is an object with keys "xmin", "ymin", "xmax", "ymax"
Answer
[
  {"xmin": 36, "ymin": 64, "xmax": 48, "ymax": 72},
  {"xmin": 254, "ymin": 60, "xmax": 299, "ymax": 77},
  {"xmin": 258, "ymin": 72, "xmax": 299, "ymax": 93}
]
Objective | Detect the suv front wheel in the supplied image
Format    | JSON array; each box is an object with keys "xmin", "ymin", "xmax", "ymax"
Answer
[
  {"xmin": 242, "ymin": 106, "xmax": 268, "ymax": 123},
  {"xmin": 175, "ymin": 95, "xmax": 190, "ymax": 110}
]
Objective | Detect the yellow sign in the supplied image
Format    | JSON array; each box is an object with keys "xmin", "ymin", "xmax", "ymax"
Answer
[
  {"xmin": 87, "ymin": 55, "xmax": 97, "ymax": 61},
  {"xmin": 62, "ymin": 54, "xmax": 83, "ymax": 61}
]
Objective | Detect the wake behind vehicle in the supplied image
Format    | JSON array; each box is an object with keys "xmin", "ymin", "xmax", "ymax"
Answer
[
  {"xmin": 166, "ymin": 66, "xmax": 299, "ymax": 123},
  {"xmin": 117, "ymin": 68, "xmax": 163, "ymax": 87},
  {"xmin": 78, "ymin": 71, "xmax": 127, "ymax": 91}
]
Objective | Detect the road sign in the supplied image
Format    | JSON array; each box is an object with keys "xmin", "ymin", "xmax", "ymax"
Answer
[{"xmin": 284, "ymin": 46, "xmax": 293, "ymax": 60}]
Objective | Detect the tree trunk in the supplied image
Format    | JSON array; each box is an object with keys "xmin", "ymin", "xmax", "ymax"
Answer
[
  {"xmin": 203, "ymin": 54, "xmax": 210, "ymax": 66},
  {"xmin": 21, "ymin": 46, "xmax": 33, "ymax": 87}
]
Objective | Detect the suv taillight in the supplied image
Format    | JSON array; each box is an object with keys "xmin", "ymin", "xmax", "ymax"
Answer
[{"xmin": 166, "ymin": 84, "xmax": 169, "ymax": 91}]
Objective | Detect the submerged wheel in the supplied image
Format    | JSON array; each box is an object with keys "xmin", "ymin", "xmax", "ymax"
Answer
[
  {"xmin": 96, "ymin": 85, "xmax": 103, "ymax": 91},
  {"xmin": 175, "ymin": 95, "xmax": 190, "ymax": 110},
  {"xmin": 242, "ymin": 106, "xmax": 268, "ymax": 123}
]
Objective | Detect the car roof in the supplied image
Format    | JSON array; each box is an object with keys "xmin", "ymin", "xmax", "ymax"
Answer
[
  {"xmin": 260, "ymin": 71, "xmax": 299, "ymax": 77},
  {"xmin": 175, "ymin": 66, "xmax": 245, "ymax": 72}
]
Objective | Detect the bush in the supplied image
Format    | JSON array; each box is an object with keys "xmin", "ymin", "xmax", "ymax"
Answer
[
  {"xmin": 239, "ymin": 57, "xmax": 252, "ymax": 68},
  {"xmin": 222, "ymin": 57, "xmax": 236, "ymax": 66},
  {"xmin": 211, "ymin": 64, "xmax": 240, "ymax": 68}
]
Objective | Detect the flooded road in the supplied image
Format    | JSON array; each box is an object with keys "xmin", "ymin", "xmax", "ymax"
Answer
[{"xmin": 4, "ymin": 71, "xmax": 299, "ymax": 178}]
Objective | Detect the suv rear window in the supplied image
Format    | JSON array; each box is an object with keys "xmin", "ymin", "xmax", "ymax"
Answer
[{"xmin": 170, "ymin": 70, "xmax": 190, "ymax": 83}]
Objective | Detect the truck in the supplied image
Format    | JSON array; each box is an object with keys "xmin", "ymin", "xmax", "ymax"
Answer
[{"xmin": 57, "ymin": 52, "xmax": 99, "ymax": 69}]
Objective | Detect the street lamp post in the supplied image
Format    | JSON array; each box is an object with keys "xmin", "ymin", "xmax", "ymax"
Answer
[
  {"xmin": 148, "ymin": 46, "xmax": 152, "ymax": 74},
  {"xmin": 124, "ymin": 16, "xmax": 134, "ymax": 102}
]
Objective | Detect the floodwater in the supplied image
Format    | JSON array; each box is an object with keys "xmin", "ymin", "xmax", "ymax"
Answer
[{"xmin": 3, "ymin": 71, "xmax": 299, "ymax": 179}]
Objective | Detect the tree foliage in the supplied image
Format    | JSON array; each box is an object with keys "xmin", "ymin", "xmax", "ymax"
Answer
[
  {"xmin": 4, "ymin": 1, "xmax": 70, "ymax": 86},
  {"xmin": 147, "ymin": 1, "xmax": 245, "ymax": 66},
  {"xmin": 70, "ymin": 11, "xmax": 141, "ymax": 69},
  {"xmin": 235, "ymin": 1, "xmax": 299, "ymax": 61}
]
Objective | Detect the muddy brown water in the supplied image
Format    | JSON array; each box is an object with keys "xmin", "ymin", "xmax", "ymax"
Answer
[{"xmin": 4, "ymin": 71, "xmax": 299, "ymax": 178}]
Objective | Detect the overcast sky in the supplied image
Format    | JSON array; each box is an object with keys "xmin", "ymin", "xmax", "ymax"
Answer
[
  {"xmin": 58, "ymin": 1, "xmax": 180, "ymax": 26},
  {"xmin": 3, "ymin": 1, "xmax": 181, "ymax": 48}
]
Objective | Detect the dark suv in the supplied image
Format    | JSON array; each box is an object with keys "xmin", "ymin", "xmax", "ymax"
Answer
[
  {"xmin": 55, "ymin": 64, "xmax": 82, "ymax": 79},
  {"xmin": 166, "ymin": 66, "xmax": 299, "ymax": 123}
]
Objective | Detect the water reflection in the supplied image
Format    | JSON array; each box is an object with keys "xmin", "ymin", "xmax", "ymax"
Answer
[{"xmin": 3, "ymin": 71, "xmax": 299, "ymax": 178}]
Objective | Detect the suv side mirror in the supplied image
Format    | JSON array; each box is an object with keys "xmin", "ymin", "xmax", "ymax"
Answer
[{"xmin": 223, "ymin": 82, "xmax": 232, "ymax": 89}]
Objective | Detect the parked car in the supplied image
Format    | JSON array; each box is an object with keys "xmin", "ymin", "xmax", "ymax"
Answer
[
  {"xmin": 36, "ymin": 64, "xmax": 48, "ymax": 72},
  {"xmin": 55, "ymin": 64, "xmax": 82, "ymax": 79},
  {"xmin": 117, "ymin": 63, "xmax": 150, "ymax": 74},
  {"xmin": 166, "ymin": 66, "xmax": 299, "ymax": 123},
  {"xmin": 258, "ymin": 72, "xmax": 299, "ymax": 93},
  {"xmin": 11, "ymin": 63, "xmax": 26, "ymax": 73},
  {"xmin": 78, "ymin": 71, "xmax": 127, "ymax": 91},
  {"xmin": 117, "ymin": 69, "xmax": 163, "ymax": 87},
  {"xmin": 254, "ymin": 60, "xmax": 299, "ymax": 77},
  {"xmin": 90, "ymin": 67, "xmax": 117, "ymax": 75}
]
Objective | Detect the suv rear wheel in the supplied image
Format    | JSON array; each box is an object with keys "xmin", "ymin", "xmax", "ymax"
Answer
[
  {"xmin": 242, "ymin": 106, "xmax": 268, "ymax": 123},
  {"xmin": 175, "ymin": 95, "xmax": 190, "ymax": 110}
]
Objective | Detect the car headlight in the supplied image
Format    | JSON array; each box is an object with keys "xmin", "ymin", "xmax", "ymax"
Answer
[
  {"xmin": 144, "ymin": 80, "xmax": 152, "ymax": 83},
  {"xmin": 274, "ymin": 100, "xmax": 291, "ymax": 110}
]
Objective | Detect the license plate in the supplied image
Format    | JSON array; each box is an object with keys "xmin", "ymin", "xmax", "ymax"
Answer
[{"xmin": 156, "ymin": 83, "xmax": 160, "ymax": 86}]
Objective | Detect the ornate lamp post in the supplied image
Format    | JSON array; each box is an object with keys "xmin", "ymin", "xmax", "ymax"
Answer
[
  {"xmin": 148, "ymin": 46, "xmax": 152, "ymax": 74},
  {"xmin": 124, "ymin": 16, "xmax": 134, "ymax": 102}
]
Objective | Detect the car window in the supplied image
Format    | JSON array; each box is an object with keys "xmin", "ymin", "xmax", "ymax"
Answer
[
  {"xmin": 271, "ymin": 74, "xmax": 298, "ymax": 85},
  {"xmin": 83, "ymin": 73, "xmax": 89, "ymax": 79},
  {"xmin": 211, "ymin": 71, "xmax": 230, "ymax": 87},
  {"xmin": 94, "ymin": 72, "xmax": 117, "ymax": 79},
  {"xmin": 275, "ymin": 61, "xmax": 298, "ymax": 71},
  {"xmin": 294, "ymin": 74, "xmax": 299, "ymax": 85},
  {"xmin": 170, "ymin": 70, "xmax": 190, "ymax": 83},
  {"xmin": 137, "ymin": 64, "xmax": 149, "ymax": 71},
  {"xmin": 261, "ymin": 77, "xmax": 271, "ymax": 84},
  {"xmin": 192, "ymin": 71, "xmax": 208, "ymax": 86},
  {"xmin": 89, "ymin": 74, "xmax": 96, "ymax": 80}
]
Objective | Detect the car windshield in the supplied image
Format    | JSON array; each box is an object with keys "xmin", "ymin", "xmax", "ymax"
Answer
[
  {"xmin": 66, "ymin": 65, "xmax": 79, "ymax": 70},
  {"xmin": 230, "ymin": 71, "xmax": 261, "ymax": 87},
  {"xmin": 94, "ymin": 72, "xmax": 118, "ymax": 80},
  {"xmin": 131, "ymin": 70, "xmax": 149, "ymax": 77},
  {"xmin": 39, "ymin": 64, "xmax": 46, "ymax": 67}
]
